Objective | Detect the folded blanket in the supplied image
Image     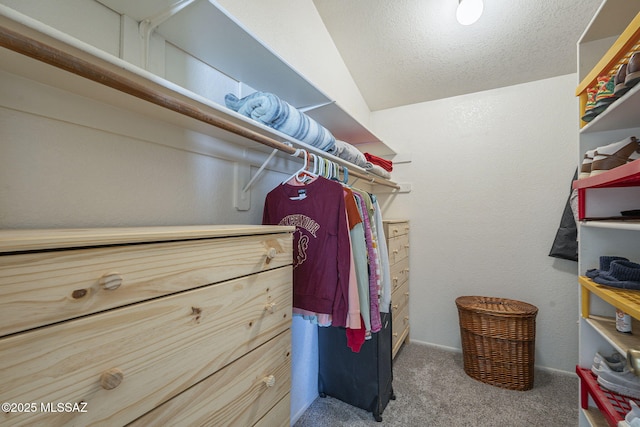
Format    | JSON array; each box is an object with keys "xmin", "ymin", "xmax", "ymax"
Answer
[
  {"xmin": 364, "ymin": 153, "xmax": 393, "ymax": 172},
  {"xmin": 225, "ymin": 92, "xmax": 335, "ymax": 151},
  {"xmin": 365, "ymin": 163, "xmax": 391, "ymax": 179},
  {"xmin": 327, "ymin": 140, "xmax": 368, "ymax": 168}
]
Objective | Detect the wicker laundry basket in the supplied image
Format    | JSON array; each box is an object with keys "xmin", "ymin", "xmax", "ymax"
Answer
[{"xmin": 455, "ymin": 296, "xmax": 538, "ymax": 391}]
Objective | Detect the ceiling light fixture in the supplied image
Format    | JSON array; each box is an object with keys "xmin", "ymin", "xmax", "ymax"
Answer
[{"xmin": 456, "ymin": 0, "xmax": 483, "ymax": 25}]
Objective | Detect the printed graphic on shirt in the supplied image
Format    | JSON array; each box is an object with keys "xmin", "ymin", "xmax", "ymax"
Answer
[
  {"xmin": 278, "ymin": 214, "xmax": 320, "ymax": 269},
  {"xmin": 278, "ymin": 214, "xmax": 320, "ymax": 237},
  {"xmin": 296, "ymin": 232, "xmax": 309, "ymax": 269}
]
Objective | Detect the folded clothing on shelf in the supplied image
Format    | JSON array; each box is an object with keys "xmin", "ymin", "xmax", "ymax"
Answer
[
  {"xmin": 586, "ymin": 256, "xmax": 640, "ymax": 290},
  {"xmin": 225, "ymin": 91, "xmax": 336, "ymax": 152},
  {"xmin": 327, "ymin": 139, "xmax": 367, "ymax": 168},
  {"xmin": 364, "ymin": 162, "xmax": 391, "ymax": 179},
  {"xmin": 364, "ymin": 153, "xmax": 393, "ymax": 172}
]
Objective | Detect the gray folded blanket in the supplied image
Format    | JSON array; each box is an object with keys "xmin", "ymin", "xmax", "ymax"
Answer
[
  {"xmin": 327, "ymin": 140, "xmax": 368, "ymax": 168},
  {"xmin": 225, "ymin": 92, "xmax": 335, "ymax": 151},
  {"xmin": 365, "ymin": 163, "xmax": 391, "ymax": 179}
]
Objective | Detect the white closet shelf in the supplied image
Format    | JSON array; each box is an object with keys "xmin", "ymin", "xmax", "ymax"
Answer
[
  {"xmin": 93, "ymin": 0, "xmax": 394, "ymax": 153},
  {"xmin": 580, "ymin": 220, "xmax": 640, "ymax": 231},
  {"xmin": 0, "ymin": 5, "xmax": 400, "ymax": 189},
  {"xmin": 580, "ymin": 82, "xmax": 640, "ymax": 134}
]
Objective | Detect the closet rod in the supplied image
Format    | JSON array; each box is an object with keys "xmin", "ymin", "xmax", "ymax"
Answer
[{"xmin": 0, "ymin": 24, "xmax": 400, "ymax": 190}]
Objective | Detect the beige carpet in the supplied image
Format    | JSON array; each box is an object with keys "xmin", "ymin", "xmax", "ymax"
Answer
[{"xmin": 294, "ymin": 342, "xmax": 578, "ymax": 426}]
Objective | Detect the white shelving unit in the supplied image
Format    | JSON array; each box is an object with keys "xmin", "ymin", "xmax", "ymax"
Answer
[
  {"xmin": 575, "ymin": 1, "xmax": 640, "ymax": 426},
  {"xmin": 0, "ymin": 0, "xmax": 400, "ymax": 192}
]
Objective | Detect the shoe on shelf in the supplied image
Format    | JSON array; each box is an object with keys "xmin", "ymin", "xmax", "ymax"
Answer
[
  {"xmin": 594, "ymin": 361, "xmax": 640, "ymax": 399},
  {"xmin": 579, "ymin": 149, "xmax": 595, "ymax": 179},
  {"xmin": 614, "ymin": 63, "xmax": 631, "ymax": 97},
  {"xmin": 590, "ymin": 136, "xmax": 639, "ymax": 176},
  {"xmin": 629, "ymin": 349, "xmax": 640, "ymax": 377},
  {"xmin": 592, "ymin": 350, "xmax": 626, "ymax": 375},
  {"xmin": 592, "ymin": 75, "xmax": 618, "ymax": 115},
  {"xmin": 581, "ymin": 87, "xmax": 598, "ymax": 123},
  {"xmin": 626, "ymin": 400, "xmax": 640, "ymax": 424},
  {"xmin": 625, "ymin": 52, "xmax": 640, "ymax": 90}
]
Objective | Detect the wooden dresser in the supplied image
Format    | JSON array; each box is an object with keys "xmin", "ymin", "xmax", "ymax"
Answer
[
  {"xmin": 0, "ymin": 225, "xmax": 293, "ymax": 426},
  {"xmin": 383, "ymin": 220, "xmax": 410, "ymax": 359}
]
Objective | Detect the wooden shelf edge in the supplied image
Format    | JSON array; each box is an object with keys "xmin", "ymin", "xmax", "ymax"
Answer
[
  {"xmin": 580, "ymin": 276, "xmax": 640, "ymax": 320},
  {"xmin": 576, "ymin": 11, "xmax": 640, "ymax": 96},
  {"xmin": 0, "ymin": 225, "xmax": 295, "ymax": 253}
]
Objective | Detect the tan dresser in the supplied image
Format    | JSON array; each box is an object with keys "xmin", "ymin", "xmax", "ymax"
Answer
[
  {"xmin": 383, "ymin": 220, "xmax": 410, "ymax": 359},
  {"xmin": 0, "ymin": 225, "xmax": 293, "ymax": 426}
]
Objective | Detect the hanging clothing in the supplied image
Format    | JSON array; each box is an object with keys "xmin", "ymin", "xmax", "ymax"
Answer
[
  {"xmin": 372, "ymin": 195, "xmax": 392, "ymax": 313},
  {"xmin": 352, "ymin": 190, "xmax": 382, "ymax": 334},
  {"xmin": 263, "ymin": 176, "xmax": 351, "ymax": 327},
  {"xmin": 344, "ymin": 187, "xmax": 372, "ymax": 335},
  {"xmin": 549, "ymin": 169, "xmax": 578, "ymax": 262}
]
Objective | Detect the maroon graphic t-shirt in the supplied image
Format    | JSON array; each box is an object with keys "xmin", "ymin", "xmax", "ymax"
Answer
[{"xmin": 262, "ymin": 177, "xmax": 351, "ymax": 327}]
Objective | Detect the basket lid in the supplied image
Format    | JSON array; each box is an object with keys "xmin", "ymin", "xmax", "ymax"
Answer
[{"xmin": 455, "ymin": 296, "xmax": 538, "ymax": 316}]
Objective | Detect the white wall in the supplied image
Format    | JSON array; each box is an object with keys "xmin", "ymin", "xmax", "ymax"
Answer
[{"xmin": 371, "ymin": 74, "xmax": 580, "ymax": 372}]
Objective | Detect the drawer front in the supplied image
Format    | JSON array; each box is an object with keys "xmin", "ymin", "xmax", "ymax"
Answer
[
  {"xmin": 392, "ymin": 302, "xmax": 410, "ymax": 355},
  {"xmin": 0, "ymin": 267, "xmax": 292, "ymax": 427},
  {"xmin": 384, "ymin": 221, "xmax": 409, "ymax": 238},
  {"xmin": 391, "ymin": 279, "xmax": 409, "ymax": 314},
  {"xmin": 130, "ymin": 330, "xmax": 291, "ymax": 427},
  {"xmin": 388, "ymin": 234, "xmax": 409, "ymax": 265},
  {"xmin": 0, "ymin": 233, "xmax": 292, "ymax": 336},
  {"xmin": 254, "ymin": 394, "xmax": 291, "ymax": 427},
  {"xmin": 390, "ymin": 256, "xmax": 409, "ymax": 293}
]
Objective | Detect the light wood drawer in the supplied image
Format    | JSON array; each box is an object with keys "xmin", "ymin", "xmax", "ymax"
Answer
[
  {"xmin": 130, "ymin": 330, "xmax": 291, "ymax": 427},
  {"xmin": 384, "ymin": 221, "xmax": 409, "ymax": 238},
  {"xmin": 0, "ymin": 233, "xmax": 292, "ymax": 336},
  {"xmin": 388, "ymin": 233, "xmax": 409, "ymax": 265},
  {"xmin": 254, "ymin": 394, "xmax": 290, "ymax": 427},
  {"xmin": 392, "ymin": 302, "xmax": 409, "ymax": 355},
  {"xmin": 391, "ymin": 279, "xmax": 409, "ymax": 314},
  {"xmin": 390, "ymin": 257, "xmax": 409, "ymax": 293},
  {"xmin": 0, "ymin": 266, "xmax": 292, "ymax": 427}
]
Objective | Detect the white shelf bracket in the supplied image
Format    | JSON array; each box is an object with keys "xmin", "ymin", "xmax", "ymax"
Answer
[
  {"xmin": 139, "ymin": 0, "xmax": 201, "ymax": 69},
  {"xmin": 241, "ymin": 148, "xmax": 279, "ymax": 193},
  {"xmin": 234, "ymin": 161, "xmax": 251, "ymax": 211}
]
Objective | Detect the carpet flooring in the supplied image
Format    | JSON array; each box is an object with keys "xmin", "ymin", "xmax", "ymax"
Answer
[{"xmin": 293, "ymin": 342, "xmax": 578, "ymax": 426}]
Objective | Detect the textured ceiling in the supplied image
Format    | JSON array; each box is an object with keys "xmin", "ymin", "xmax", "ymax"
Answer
[{"xmin": 312, "ymin": 0, "xmax": 605, "ymax": 111}]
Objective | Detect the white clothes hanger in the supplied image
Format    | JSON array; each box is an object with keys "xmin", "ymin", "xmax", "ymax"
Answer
[{"xmin": 282, "ymin": 149, "xmax": 318, "ymax": 185}]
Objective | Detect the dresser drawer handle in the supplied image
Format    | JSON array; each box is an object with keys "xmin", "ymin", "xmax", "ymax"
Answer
[
  {"xmin": 405, "ymin": 292, "xmax": 409, "ymax": 296},
  {"xmin": 100, "ymin": 368, "xmax": 123, "ymax": 390},
  {"xmin": 99, "ymin": 272, "xmax": 123, "ymax": 291},
  {"xmin": 392, "ymin": 304, "xmax": 399, "ymax": 310},
  {"xmin": 264, "ymin": 302, "xmax": 276, "ymax": 312},
  {"xmin": 393, "ymin": 249, "xmax": 399, "ymax": 254},
  {"xmin": 393, "ymin": 332, "xmax": 398, "ymax": 337},
  {"xmin": 404, "ymin": 244, "xmax": 410, "ymax": 249},
  {"xmin": 262, "ymin": 375, "xmax": 276, "ymax": 387},
  {"xmin": 392, "ymin": 276, "xmax": 398, "ymax": 284},
  {"xmin": 265, "ymin": 247, "xmax": 278, "ymax": 264}
]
